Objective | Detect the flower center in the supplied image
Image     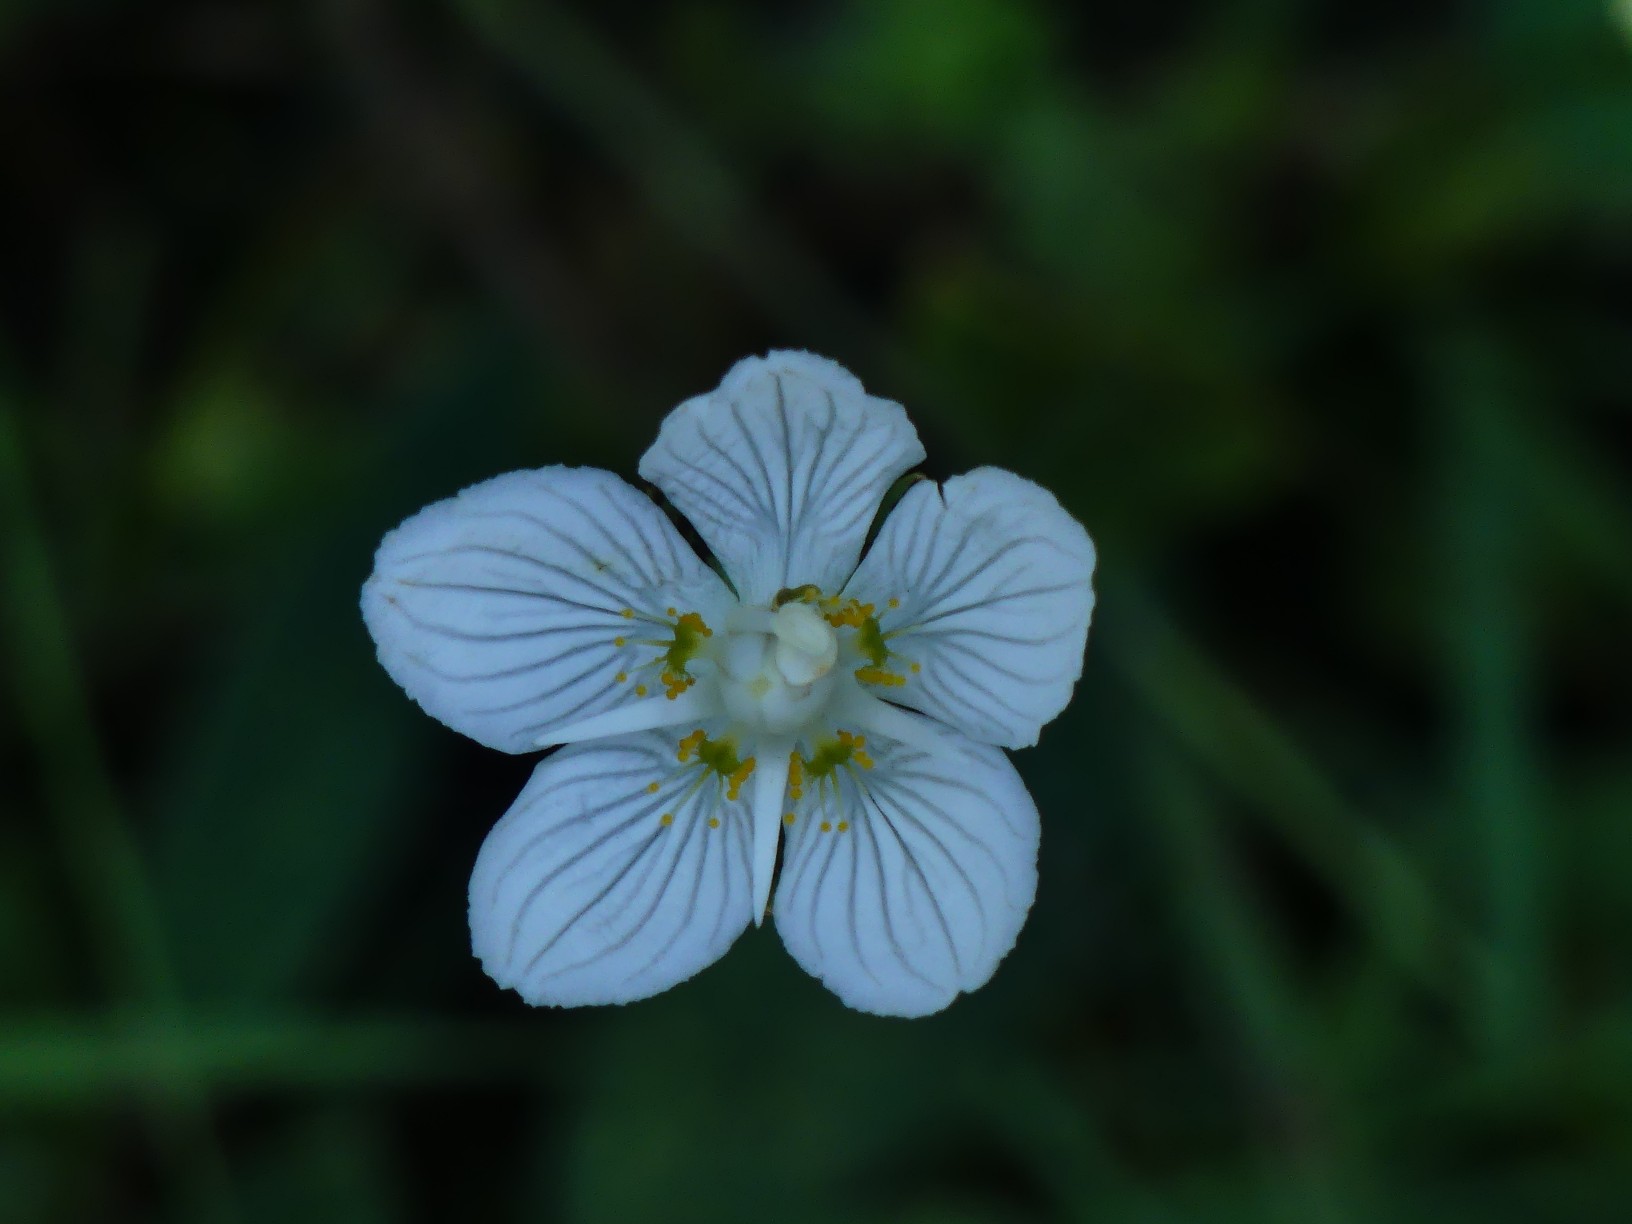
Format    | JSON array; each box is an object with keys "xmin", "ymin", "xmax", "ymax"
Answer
[{"xmin": 715, "ymin": 602, "xmax": 841, "ymax": 736}]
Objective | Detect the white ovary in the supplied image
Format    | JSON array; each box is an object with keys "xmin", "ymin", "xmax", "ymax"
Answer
[{"xmin": 713, "ymin": 601, "xmax": 845, "ymax": 739}]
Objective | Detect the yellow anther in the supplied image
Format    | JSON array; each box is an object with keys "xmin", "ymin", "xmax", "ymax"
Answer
[
  {"xmin": 887, "ymin": 597, "xmax": 900, "ymax": 609},
  {"xmin": 725, "ymin": 756, "xmax": 756, "ymax": 801},
  {"xmin": 909, "ymin": 662, "xmax": 921, "ymax": 673},
  {"xmin": 615, "ymin": 671, "xmax": 628, "ymax": 683},
  {"xmin": 833, "ymin": 730, "xmax": 874, "ymax": 770},
  {"xmin": 620, "ymin": 608, "xmax": 635, "ymax": 619},
  {"xmin": 773, "ymin": 583, "xmax": 821, "ymax": 607},
  {"xmin": 837, "ymin": 820, "xmax": 850, "ymax": 833},
  {"xmin": 855, "ymin": 666, "xmax": 906, "ymax": 688},
  {"xmin": 677, "ymin": 729, "xmax": 707, "ymax": 763},
  {"xmin": 824, "ymin": 598, "xmax": 875, "ymax": 629},
  {"xmin": 783, "ymin": 812, "xmax": 796, "ymax": 826},
  {"xmin": 646, "ymin": 782, "xmax": 660, "ymax": 794},
  {"xmin": 820, "ymin": 821, "xmax": 832, "ymax": 833},
  {"xmin": 635, "ymin": 684, "xmax": 648, "ymax": 697},
  {"xmin": 613, "ymin": 635, "xmax": 626, "ymax": 647},
  {"xmin": 708, "ymin": 816, "xmax": 720, "ymax": 829},
  {"xmin": 667, "ymin": 606, "xmax": 677, "ymax": 617},
  {"xmin": 787, "ymin": 752, "xmax": 804, "ymax": 800},
  {"xmin": 660, "ymin": 812, "xmax": 673, "ymax": 826},
  {"xmin": 674, "ymin": 611, "xmax": 713, "ymax": 638}
]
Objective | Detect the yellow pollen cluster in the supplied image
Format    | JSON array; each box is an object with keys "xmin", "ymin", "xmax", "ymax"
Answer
[
  {"xmin": 837, "ymin": 820, "xmax": 850, "ymax": 832},
  {"xmin": 855, "ymin": 666, "xmax": 906, "ymax": 688},
  {"xmin": 707, "ymin": 816, "xmax": 720, "ymax": 829},
  {"xmin": 675, "ymin": 611, "xmax": 712, "ymax": 638},
  {"xmin": 613, "ymin": 610, "xmax": 713, "ymax": 699},
  {"xmin": 659, "ymin": 812, "xmax": 674, "ymax": 827},
  {"xmin": 820, "ymin": 820, "xmax": 831, "ymax": 833},
  {"xmin": 783, "ymin": 812, "xmax": 796, "ymax": 826},
  {"xmin": 660, "ymin": 611, "xmax": 713, "ymax": 698},
  {"xmin": 677, "ymin": 729, "xmax": 754, "ymax": 801},
  {"xmin": 725, "ymin": 757, "xmax": 755, "ymax": 801},
  {"xmin": 887, "ymin": 597, "xmax": 900, "ymax": 609},
  {"xmin": 645, "ymin": 781, "xmax": 660, "ymax": 794},
  {"xmin": 836, "ymin": 730, "xmax": 873, "ymax": 770},
  {"xmin": 787, "ymin": 752, "xmax": 804, "ymax": 800},
  {"xmin": 824, "ymin": 598, "xmax": 875, "ymax": 629}
]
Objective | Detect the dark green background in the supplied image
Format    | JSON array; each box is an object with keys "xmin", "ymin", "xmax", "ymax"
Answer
[{"xmin": 3, "ymin": 1, "xmax": 1630, "ymax": 1220}]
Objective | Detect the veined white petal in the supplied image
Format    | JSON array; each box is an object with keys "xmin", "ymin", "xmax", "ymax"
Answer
[
  {"xmin": 537, "ymin": 687, "xmax": 718, "ymax": 748},
  {"xmin": 362, "ymin": 466, "xmax": 733, "ymax": 753},
  {"xmin": 638, "ymin": 352, "xmax": 925, "ymax": 605},
  {"xmin": 839, "ymin": 690, "xmax": 961, "ymax": 760},
  {"xmin": 747, "ymin": 741, "xmax": 792, "ymax": 927},
  {"xmin": 845, "ymin": 468, "xmax": 1096, "ymax": 749},
  {"xmin": 773, "ymin": 724, "xmax": 1039, "ymax": 1017},
  {"xmin": 470, "ymin": 730, "xmax": 754, "ymax": 1007}
]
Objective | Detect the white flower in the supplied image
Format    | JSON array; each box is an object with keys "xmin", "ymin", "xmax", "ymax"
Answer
[{"xmin": 361, "ymin": 352, "xmax": 1096, "ymax": 1017}]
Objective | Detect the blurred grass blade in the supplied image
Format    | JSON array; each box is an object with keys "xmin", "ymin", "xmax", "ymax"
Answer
[
  {"xmin": 0, "ymin": 397, "xmax": 238, "ymax": 1222},
  {"xmin": 1428, "ymin": 326, "xmax": 1549, "ymax": 1055},
  {"xmin": 453, "ymin": 0, "xmax": 878, "ymax": 368},
  {"xmin": 0, "ymin": 1014, "xmax": 563, "ymax": 1105},
  {"xmin": 1143, "ymin": 747, "xmax": 1361, "ymax": 1224},
  {"xmin": 1106, "ymin": 581, "xmax": 1500, "ymax": 1009}
]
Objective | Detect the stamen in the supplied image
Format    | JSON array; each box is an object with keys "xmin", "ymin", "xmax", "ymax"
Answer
[
  {"xmin": 677, "ymin": 729, "xmax": 707, "ymax": 762},
  {"xmin": 772, "ymin": 583, "xmax": 821, "ymax": 608},
  {"xmin": 855, "ymin": 665, "xmax": 906, "ymax": 688},
  {"xmin": 659, "ymin": 812, "xmax": 674, "ymax": 827},
  {"xmin": 824, "ymin": 598, "xmax": 875, "ymax": 629},
  {"xmin": 725, "ymin": 757, "xmax": 756, "ymax": 801},
  {"xmin": 836, "ymin": 730, "xmax": 874, "ymax": 770}
]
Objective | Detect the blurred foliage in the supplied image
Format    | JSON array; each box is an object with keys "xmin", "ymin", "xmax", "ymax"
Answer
[{"xmin": 2, "ymin": 0, "xmax": 1630, "ymax": 1220}]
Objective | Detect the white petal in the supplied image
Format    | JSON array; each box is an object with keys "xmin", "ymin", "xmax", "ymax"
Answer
[
  {"xmin": 470, "ymin": 731, "xmax": 754, "ymax": 1007},
  {"xmin": 844, "ymin": 467, "xmax": 1096, "ymax": 749},
  {"xmin": 638, "ymin": 352, "xmax": 925, "ymax": 605},
  {"xmin": 773, "ymin": 726, "xmax": 1039, "ymax": 1017},
  {"xmin": 747, "ymin": 739, "xmax": 792, "ymax": 927},
  {"xmin": 361, "ymin": 467, "xmax": 733, "ymax": 753}
]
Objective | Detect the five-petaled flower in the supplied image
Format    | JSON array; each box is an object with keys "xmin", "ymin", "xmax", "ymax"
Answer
[{"xmin": 362, "ymin": 352, "xmax": 1095, "ymax": 1016}]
